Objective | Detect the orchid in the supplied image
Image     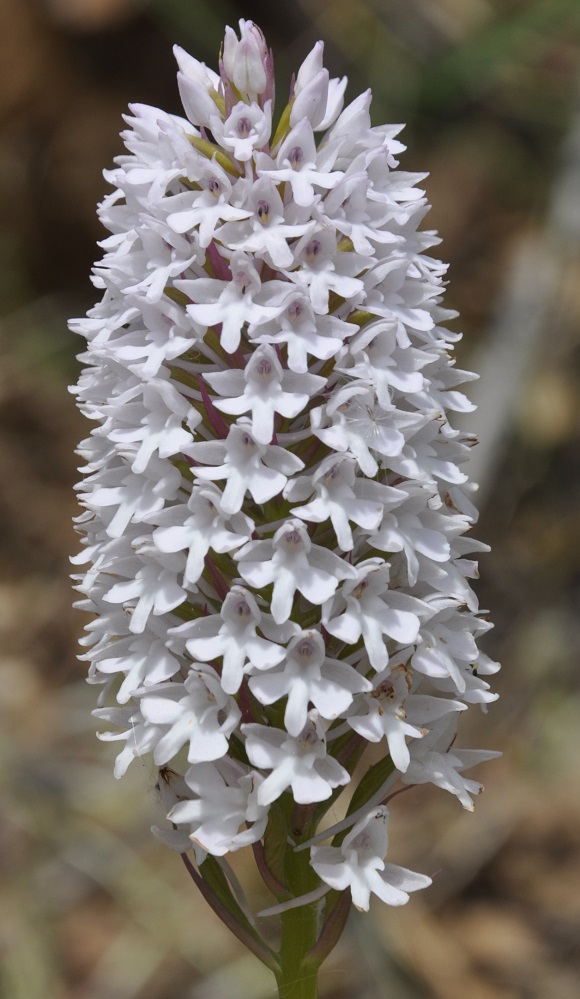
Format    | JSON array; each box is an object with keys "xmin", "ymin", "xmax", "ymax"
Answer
[
  {"xmin": 243, "ymin": 711, "xmax": 350, "ymax": 806},
  {"xmin": 205, "ymin": 343, "xmax": 326, "ymax": 444},
  {"xmin": 249, "ymin": 630, "xmax": 371, "ymax": 736},
  {"xmin": 71, "ymin": 20, "xmax": 499, "ymax": 998},
  {"xmin": 138, "ymin": 665, "xmax": 241, "ymax": 766},
  {"xmin": 187, "ymin": 419, "xmax": 303, "ymax": 514},
  {"xmin": 236, "ymin": 519, "xmax": 357, "ymax": 624},
  {"xmin": 178, "ymin": 585, "xmax": 286, "ymax": 694},
  {"xmin": 311, "ymin": 806, "xmax": 432, "ymax": 911}
]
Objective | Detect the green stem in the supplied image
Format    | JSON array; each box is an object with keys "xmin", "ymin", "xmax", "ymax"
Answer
[{"xmin": 276, "ymin": 832, "xmax": 320, "ymax": 999}]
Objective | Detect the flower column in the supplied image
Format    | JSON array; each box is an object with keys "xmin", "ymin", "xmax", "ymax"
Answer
[{"xmin": 71, "ymin": 19, "xmax": 500, "ymax": 999}]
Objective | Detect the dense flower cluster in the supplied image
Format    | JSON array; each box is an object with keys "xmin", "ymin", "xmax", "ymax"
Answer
[{"xmin": 71, "ymin": 20, "xmax": 499, "ymax": 914}]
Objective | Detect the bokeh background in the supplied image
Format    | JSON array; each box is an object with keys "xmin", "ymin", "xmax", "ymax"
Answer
[{"xmin": 1, "ymin": 1, "xmax": 580, "ymax": 996}]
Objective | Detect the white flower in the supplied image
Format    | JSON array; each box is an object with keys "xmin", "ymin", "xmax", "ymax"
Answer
[
  {"xmin": 177, "ymin": 70, "xmax": 221, "ymax": 130},
  {"xmin": 249, "ymin": 630, "xmax": 371, "ymax": 736},
  {"xmin": 168, "ymin": 758, "xmax": 268, "ymax": 855},
  {"xmin": 256, "ymin": 120, "xmax": 344, "ymax": 209},
  {"xmin": 177, "ymin": 251, "xmax": 289, "ymax": 354},
  {"xmin": 292, "ymin": 41, "xmax": 347, "ymax": 131},
  {"xmin": 311, "ymin": 382, "xmax": 423, "ymax": 478},
  {"xmin": 401, "ymin": 716, "xmax": 501, "ymax": 811},
  {"xmin": 138, "ymin": 664, "xmax": 241, "ymax": 765},
  {"xmin": 167, "ymin": 163, "xmax": 251, "ymax": 248},
  {"xmin": 284, "ymin": 227, "xmax": 365, "ymax": 312},
  {"xmin": 211, "ymin": 101, "xmax": 272, "ymax": 163},
  {"xmin": 151, "ymin": 483, "xmax": 251, "ymax": 587},
  {"xmin": 174, "ymin": 44, "xmax": 221, "ymax": 93},
  {"xmin": 152, "ymin": 766, "xmax": 203, "ymax": 858},
  {"xmin": 243, "ymin": 711, "xmax": 350, "ymax": 806},
  {"xmin": 187, "ymin": 420, "xmax": 303, "ymax": 514},
  {"xmin": 249, "ymin": 294, "xmax": 351, "ymax": 373},
  {"xmin": 204, "ymin": 343, "xmax": 325, "ymax": 444},
  {"xmin": 177, "ymin": 585, "xmax": 286, "ymax": 694},
  {"xmin": 87, "ymin": 619, "xmax": 181, "ymax": 703},
  {"xmin": 367, "ymin": 483, "xmax": 453, "ymax": 587},
  {"xmin": 107, "ymin": 378, "xmax": 199, "ymax": 474},
  {"xmin": 236, "ymin": 519, "xmax": 357, "ymax": 624},
  {"xmin": 324, "ymin": 560, "xmax": 425, "ymax": 670},
  {"xmin": 216, "ymin": 176, "xmax": 312, "ymax": 270},
  {"xmin": 339, "ymin": 318, "xmax": 427, "ymax": 402},
  {"xmin": 119, "ymin": 224, "xmax": 199, "ymax": 304},
  {"xmin": 346, "ymin": 664, "xmax": 466, "ymax": 772},
  {"xmin": 103, "ymin": 561, "xmax": 185, "ymax": 635},
  {"xmin": 94, "ymin": 704, "xmax": 162, "ymax": 778},
  {"xmin": 72, "ymin": 19, "xmax": 499, "ymax": 926},
  {"xmin": 287, "ymin": 454, "xmax": 383, "ymax": 551},
  {"xmin": 80, "ymin": 457, "xmax": 181, "ymax": 539},
  {"xmin": 411, "ymin": 601, "xmax": 487, "ymax": 694},
  {"xmin": 311, "ymin": 806, "xmax": 431, "ymax": 910}
]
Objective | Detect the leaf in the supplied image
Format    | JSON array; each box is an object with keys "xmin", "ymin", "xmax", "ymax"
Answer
[
  {"xmin": 263, "ymin": 801, "xmax": 290, "ymax": 888},
  {"xmin": 183, "ymin": 854, "xmax": 280, "ymax": 974}
]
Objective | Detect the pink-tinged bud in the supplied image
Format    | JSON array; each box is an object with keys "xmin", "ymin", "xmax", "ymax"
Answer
[{"xmin": 223, "ymin": 20, "xmax": 269, "ymax": 98}]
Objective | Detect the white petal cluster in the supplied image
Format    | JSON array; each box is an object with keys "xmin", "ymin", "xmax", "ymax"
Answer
[
  {"xmin": 311, "ymin": 806, "xmax": 432, "ymax": 911},
  {"xmin": 71, "ymin": 20, "xmax": 500, "ymax": 912}
]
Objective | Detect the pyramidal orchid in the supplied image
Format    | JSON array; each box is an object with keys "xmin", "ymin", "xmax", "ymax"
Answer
[{"xmin": 71, "ymin": 20, "xmax": 500, "ymax": 999}]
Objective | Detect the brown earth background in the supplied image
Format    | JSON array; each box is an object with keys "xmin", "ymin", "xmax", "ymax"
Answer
[{"xmin": 1, "ymin": 1, "xmax": 580, "ymax": 997}]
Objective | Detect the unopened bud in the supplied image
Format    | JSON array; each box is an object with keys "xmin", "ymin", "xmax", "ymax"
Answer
[{"xmin": 223, "ymin": 19, "xmax": 269, "ymax": 98}]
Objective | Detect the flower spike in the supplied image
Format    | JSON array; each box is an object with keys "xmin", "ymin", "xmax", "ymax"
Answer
[{"xmin": 71, "ymin": 20, "xmax": 500, "ymax": 998}]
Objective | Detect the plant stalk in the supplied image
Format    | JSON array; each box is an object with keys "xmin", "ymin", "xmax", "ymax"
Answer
[{"xmin": 276, "ymin": 828, "xmax": 321, "ymax": 999}]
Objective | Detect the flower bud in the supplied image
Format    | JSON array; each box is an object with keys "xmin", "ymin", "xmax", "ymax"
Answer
[
  {"xmin": 177, "ymin": 71, "xmax": 218, "ymax": 129},
  {"xmin": 223, "ymin": 19, "xmax": 269, "ymax": 98},
  {"xmin": 290, "ymin": 69, "xmax": 330, "ymax": 129}
]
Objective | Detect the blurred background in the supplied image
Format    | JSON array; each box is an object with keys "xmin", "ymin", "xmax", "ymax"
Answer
[{"xmin": 1, "ymin": 1, "xmax": 580, "ymax": 996}]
